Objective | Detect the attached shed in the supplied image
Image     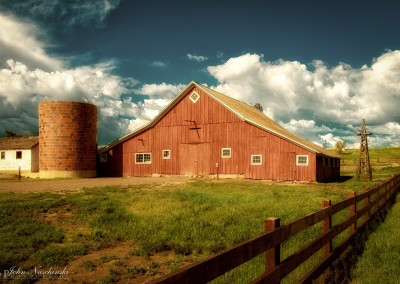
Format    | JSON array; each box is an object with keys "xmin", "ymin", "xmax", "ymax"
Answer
[
  {"xmin": 98, "ymin": 82, "xmax": 340, "ymax": 181},
  {"xmin": 0, "ymin": 136, "xmax": 39, "ymax": 173}
]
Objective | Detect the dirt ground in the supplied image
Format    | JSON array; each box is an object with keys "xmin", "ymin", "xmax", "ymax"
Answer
[{"xmin": 0, "ymin": 175, "xmax": 193, "ymax": 193}]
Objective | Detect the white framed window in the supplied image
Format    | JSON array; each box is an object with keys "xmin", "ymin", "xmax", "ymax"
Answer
[
  {"xmin": 296, "ymin": 155, "xmax": 309, "ymax": 166},
  {"xmin": 100, "ymin": 154, "xmax": 108, "ymax": 163},
  {"xmin": 135, "ymin": 153, "xmax": 152, "ymax": 164},
  {"xmin": 1, "ymin": 151, "xmax": 5, "ymax": 160},
  {"xmin": 189, "ymin": 91, "xmax": 200, "ymax": 103},
  {"xmin": 251, "ymin": 155, "xmax": 262, "ymax": 165},
  {"xmin": 162, "ymin": 150, "xmax": 171, "ymax": 159},
  {"xmin": 221, "ymin": 148, "xmax": 231, "ymax": 158}
]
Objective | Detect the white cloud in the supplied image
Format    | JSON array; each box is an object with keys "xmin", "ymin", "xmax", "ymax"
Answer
[
  {"xmin": 135, "ymin": 83, "xmax": 186, "ymax": 99},
  {"xmin": 319, "ymin": 133, "xmax": 343, "ymax": 148},
  {"xmin": 150, "ymin": 61, "xmax": 167, "ymax": 68},
  {"xmin": 207, "ymin": 52, "xmax": 400, "ymax": 148},
  {"xmin": 187, "ymin": 53, "xmax": 208, "ymax": 62},
  {"xmin": 0, "ymin": 10, "xmax": 140, "ymax": 144},
  {"xmin": 0, "ymin": 13, "xmax": 62, "ymax": 71}
]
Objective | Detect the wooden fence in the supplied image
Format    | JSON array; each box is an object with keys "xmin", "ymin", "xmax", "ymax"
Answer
[
  {"xmin": 341, "ymin": 158, "xmax": 400, "ymax": 165},
  {"xmin": 156, "ymin": 173, "xmax": 400, "ymax": 283}
]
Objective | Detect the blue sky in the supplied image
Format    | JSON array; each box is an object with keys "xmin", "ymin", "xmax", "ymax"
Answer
[{"xmin": 0, "ymin": 0, "xmax": 400, "ymax": 148}]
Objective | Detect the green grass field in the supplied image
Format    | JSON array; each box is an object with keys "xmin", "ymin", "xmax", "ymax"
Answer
[
  {"xmin": 0, "ymin": 147, "xmax": 399, "ymax": 283},
  {"xmin": 350, "ymin": 194, "xmax": 400, "ymax": 283}
]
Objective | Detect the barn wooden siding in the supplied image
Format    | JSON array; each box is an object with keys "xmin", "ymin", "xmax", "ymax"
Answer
[{"xmin": 98, "ymin": 86, "xmax": 339, "ymax": 181}]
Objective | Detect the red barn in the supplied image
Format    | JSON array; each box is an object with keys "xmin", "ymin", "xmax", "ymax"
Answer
[{"xmin": 98, "ymin": 82, "xmax": 340, "ymax": 181}]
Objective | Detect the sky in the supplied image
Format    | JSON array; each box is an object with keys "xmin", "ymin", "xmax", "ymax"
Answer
[{"xmin": 0, "ymin": 0, "xmax": 400, "ymax": 149}]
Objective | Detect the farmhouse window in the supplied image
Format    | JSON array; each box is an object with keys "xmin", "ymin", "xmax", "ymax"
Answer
[
  {"xmin": 135, "ymin": 153, "xmax": 152, "ymax": 164},
  {"xmin": 296, "ymin": 155, "xmax": 309, "ymax": 166},
  {"xmin": 16, "ymin": 151, "xmax": 22, "ymax": 159},
  {"xmin": 251, "ymin": 155, "xmax": 262, "ymax": 165},
  {"xmin": 162, "ymin": 150, "xmax": 171, "ymax": 159},
  {"xmin": 190, "ymin": 91, "xmax": 200, "ymax": 103},
  {"xmin": 221, "ymin": 148, "xmax": 231, "ymax": 158},
  {"xmin": 100, "ymin": 154, "xmax": 107, "ymax": 163},
  {"xmin": 1, "ymin": 152, "xmax": 4, "ymax": 160}
]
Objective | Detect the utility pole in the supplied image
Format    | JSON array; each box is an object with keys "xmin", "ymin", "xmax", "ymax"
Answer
[{"xmin": 356, "ymin": 119, "xmax": 372, "ymax": 181}]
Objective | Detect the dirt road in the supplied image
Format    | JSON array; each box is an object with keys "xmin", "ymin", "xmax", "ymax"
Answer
[{"xmin": 0, "ymin": 176, "xmax": 192, "ymax": 193}]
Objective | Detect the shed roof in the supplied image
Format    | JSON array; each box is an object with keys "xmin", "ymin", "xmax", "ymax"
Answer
[
  {"xmin": 0, "ymin": 136, "xmax": 39, "ymax": 150},
  {"xmin": 99, "ymin": 82, "xmax": 340, "ymax": 158}
]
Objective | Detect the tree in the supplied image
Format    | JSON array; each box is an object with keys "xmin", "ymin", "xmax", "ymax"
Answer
[
  {"xmin": 5, "ymin": 130, "xmax": 19, "ymax": 137},
  {"xmin": 334, "ymin": 141, "xmax": 347, "ymax": 154}
]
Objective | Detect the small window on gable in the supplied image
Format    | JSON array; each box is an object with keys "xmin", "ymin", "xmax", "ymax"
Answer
[
  {"xmin": 296, "ymin": 155, "xmax": 309, "ymax": 166},
  {"xmin": 162, "ymin": 150, "xmax": 171, "ymax": 159},
  {"xmin": 221, "ymin": 148, "xmax": 231, "ymax": 158},
  {"xmin": 135, "ymin": 153, "xmax": 152, "ymax": 164},
  {"xmin": 100, "ymin": 154, "xmax": 108, "ymax": 163},
  {"xmin": 1, "ymin": 152, "xmax": 5, "ymax": 160},
  {"xmin": 16, "ymin": 151, "xmax": 22, "ymax": 159},
  {"xmin": 251, "ymin": 155, "xmax": 262, "ymax": 165},
  {"xmin": 190, "ymin": 91, "xmax": 200, "ymax": 103}
]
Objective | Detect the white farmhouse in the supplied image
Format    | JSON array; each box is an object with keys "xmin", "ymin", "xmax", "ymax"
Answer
[{"xmin": 0, "ymin": 136, "xmax": 39, "ymax": 173}]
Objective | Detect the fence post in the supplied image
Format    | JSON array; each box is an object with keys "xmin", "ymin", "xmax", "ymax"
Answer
[
  {"xmin": 348, "ymin": 192, "xmax": 356, "ymax": 234},
  {"xmin": 265, "ymin": 218, "xmax": 280, "ymax": 273},
  {"xmin": 374, "ymin": 183, "xmax": 379, "ymax": 214},
  {"xmin": 386, "ymin": 178, "xmax": 390, "ymax": 201},
  {"xmin": 364, "ymin": 187, "xmax": 370, "ymax": 223},
  {"xmin": 322, "ymin": 200, "xmax": 332, "ymax": 259}
]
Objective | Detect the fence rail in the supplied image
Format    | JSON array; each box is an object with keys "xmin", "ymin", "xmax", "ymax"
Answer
[
  {"xmin": 156, "ymin": 172, "xmax": 400, "ymax": 284},
  {"xmin": 341, "ymin": 158, "xmax": 400, "ymax": 165}
]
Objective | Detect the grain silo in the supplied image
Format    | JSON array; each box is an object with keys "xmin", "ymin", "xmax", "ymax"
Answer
[{"xmin": 39, "ymin": 101, "xmax": 97, "ymax": 178}]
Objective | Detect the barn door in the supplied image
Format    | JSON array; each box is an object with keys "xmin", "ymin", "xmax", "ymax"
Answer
[
  {"xmin": 283, "ymin": 152, "xmax": 296, "ymax": 180},
  {"xmin": 179, "ymin": 143, "xmax": 210, "ymax": 176}
]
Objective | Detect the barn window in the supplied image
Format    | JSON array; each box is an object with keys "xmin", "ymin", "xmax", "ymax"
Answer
[
  {"xmin": 337, "ymin": 159, "xmax": 340, "ymax": 167},
  {"xmin": 190, "ymin": 91, "xmax": 200, "ymax": 103},
  {"xmin": 135, "ymin": 153, "xmax": 152, "ymax": 164},
  {"xmin": 162, "ymin": 150, "xmax": 171, "ymax": 159},
  {"xmin": 251, "ymin": 155, "xmax": 262, "ymax": 165},
  {"xmin": 221, "ymin": 148, "xmax": 231, "ymax": 158},
  {"xmin": 328, "ymin": 158, "xmax": 331, "ymax": 167},
  {"xmin": 100, "ymin": 154, "xmax": 108, "ymax": 163},
  {"xmin": 16, "ymin": 151, "xmax": 22, "ymax": 159},
  {"xmin": 1, "ymin": 152, "xmax": 5, "ymax": 160},
  {"xmin": 296, "ymin": 155, "xmax": 309, "ymax": 166}
]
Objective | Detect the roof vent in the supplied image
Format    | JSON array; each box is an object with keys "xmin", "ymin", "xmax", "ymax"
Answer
[{"xmin": 254, "ymin": 103, "xmax": 263, "ymax": 112}]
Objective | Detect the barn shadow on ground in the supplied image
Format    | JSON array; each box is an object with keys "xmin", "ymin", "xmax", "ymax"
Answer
[{"xmin": 324, "ymin": 175, "xmax": 353, "ymax": 183}]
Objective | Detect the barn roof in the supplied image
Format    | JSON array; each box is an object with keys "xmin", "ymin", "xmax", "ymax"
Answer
[
  {"xmin": 99, "ymin": 82, "xmax": 340, "ymax": 158},
  {"xmin": 0, "ymin": 136, "xmax": 39, "ymax": 150}
]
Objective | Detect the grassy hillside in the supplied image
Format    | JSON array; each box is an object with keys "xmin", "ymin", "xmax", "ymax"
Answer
[{"xmin": 339, "ymin": 146, "xmax": 400, "ymax": 160}]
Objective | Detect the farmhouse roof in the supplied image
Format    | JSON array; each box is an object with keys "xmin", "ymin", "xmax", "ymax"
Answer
[
  {"xmin": 0, "ymin": 136, "xmax": 39, "ymax": 150},
  {"xmin": 99, "ymin": 82, "xmax": 340, "ymax": 158}
]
